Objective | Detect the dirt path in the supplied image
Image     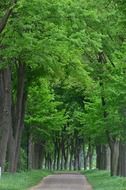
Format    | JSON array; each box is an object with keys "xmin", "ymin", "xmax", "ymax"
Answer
[{"xmin": 29, "ymin": 173, "xmax": 92, "ymax": 190}]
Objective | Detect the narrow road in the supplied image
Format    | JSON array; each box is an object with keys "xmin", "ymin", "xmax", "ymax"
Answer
[{"xmin": 30, "ymin": 173, "xmax": 92, "ymax": 190}]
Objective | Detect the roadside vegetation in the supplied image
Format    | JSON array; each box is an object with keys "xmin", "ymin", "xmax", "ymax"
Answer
[
  {"xmin": 84, "ymin": 170, "xmax": 126, "ymax": 190},
  {"xmin": 0, "ymin": 170, "xmax": 50, "ymax": 190}
]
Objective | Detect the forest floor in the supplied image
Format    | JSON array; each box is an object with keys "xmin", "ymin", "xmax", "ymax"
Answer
[{"xmin": 29, "ymin": 173, "xmax": 92, "ymax": 190}]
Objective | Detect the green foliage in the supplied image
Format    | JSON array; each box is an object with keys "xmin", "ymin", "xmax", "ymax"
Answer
[
  {"xmin": 26, "ymin": 79, "xmax": 66, "ymax": 128},
  {"xmin": 18, "ymin": 148, "xmax": 27, "ymax": 172}
]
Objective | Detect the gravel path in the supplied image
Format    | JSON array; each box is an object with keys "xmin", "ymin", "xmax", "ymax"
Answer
[{"xmin": 29, "ymin": 173, "xmax": 92, "ymax": 190}]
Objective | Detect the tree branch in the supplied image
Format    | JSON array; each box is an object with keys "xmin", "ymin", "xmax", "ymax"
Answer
[{"xmin": 0, "ymin": 0, "xmax": 17, "ymax": 33}]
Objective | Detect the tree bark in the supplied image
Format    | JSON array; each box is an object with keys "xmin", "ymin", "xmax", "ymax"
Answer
[
  {"xmin": 0, "ymin": 67, "xmax": 12, "ymax": 171},
  {"xmin": 32, "ymin": 143, "xmax": 43, "ymax": 169},
  {"xmin": 96, "ymin": 144, "xmax": 110, "ymax": 170},
  {"xmin": 76, "ymin": 138, "xmax": 81, "ymax": 170},
  {"xmin": 69, "ymin": 142, "xmax": 74, "ymax": 170},
  {"xmin": 8, "ymin": 63, "xmax": 26, "ymax": 172},
  {"xmin": 53, "ymin": 141, "xmax": 57, "ymax": 170},
  {"xmin": 56, "ymin": 142, "xmax": 60, "ymax": 170},
  {"xmin": 118, "ymin": 142, "xmax": 126, "ymax": 177},
  {"xmin": 109, "ymin": 140, "xmax": 119, "ymax": 176},
  {"xmin": 28, "ymin": 134, "xmax": 33, "ymax": 170},
  {"xmin": 83, "ymin": 143, "xmax": 88, "ymax": 170},
  {"xmin": 89, "ymin": 142, "xmax": 93, "ymax": 170}
]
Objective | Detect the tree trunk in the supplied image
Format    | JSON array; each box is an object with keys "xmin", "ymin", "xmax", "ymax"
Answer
[
  {"xmin": 61, "ymin": 134, "xmax": 65, "ymax": 170},
  {"xmin": 109, "ymin": 140, "xmax": 119, "ymax": 176},
  {"xmin": 33, "ymin": 143, "xmax": 43, "ymax": 169},
  {"xmin": 83, "ymin": 143, "xmax": 88, "ymax": 170},
  {"xmin": 64, "ymin": 152, "xmax": 68, "ymax": 170},
  {"xmin": 53, "ymin": 141, "xmax": 57, "ymax": 170},
  {"xmin": 47, "ymin": 153, "xmax": 52, "ymax": 170},
  {"xmin": 89, "ymin": 145, "xmax": 93, "ymax": 170},
  {"xmin": 77, "ymin": 138, "xmax": 82, "ymax": 170},
  {"xmin": 28, "ymin": 134, "xmax": 33, "ymax": 170},
  {"xmin": 56, "ymin": 143, "xmax": 60, "ymax": 170},
  {"xmin": 96, "ymin": 144, "xmax": 110, "ymax": 170},
  {"xmin": 73, "ymin": 151, "xmax": 77, "ymax": 171},
  {"xmin": 27, "ymin": 136, "xmax": 44, "ymax": 170},
  {"xmin": 60, "ymin": 151, "xmax": 64, "ymax": 170},
  {"xmin": 118, "ymin": 142, "xmax": 126, "ymax": 177},
  {"xmin": 69, "ymin": 151, "xmax": 73, "ymax": 171},
  {"xmin": 44, "ymin": 154, "xmax": 47, "ymax": 169},
  {"xmin": 63, "ymin": 142, "xmax": 69, "ymax": 170},
  {"xmin": 8, "ymin": 63, "xmax": 26, "ymax": 172},
  {"xmin": 69, "ymin": 142, "xmax": 74, "ymax": 171},
  {"xmin": 0, "ymin": 68, "xmax": 12, "ymax": 171}
]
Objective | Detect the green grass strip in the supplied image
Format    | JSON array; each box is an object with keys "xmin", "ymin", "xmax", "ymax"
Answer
[
  {"xmin": 83, "ymin": 170, "xmax": 126, "ymax": 190},
  {"xmin": 0, "ymin": 170, "xmax": 51, "ymax": 190}
]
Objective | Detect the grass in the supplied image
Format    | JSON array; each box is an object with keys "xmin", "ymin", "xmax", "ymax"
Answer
[
  {"xmin": 83, "ymin": 170, "xmax": 126, "ymax": 190},
  {"xmin": 1, "ymin": 169, "xmax": 126, "ymax": 190},
  {"xmin": 0, "ymin": 170, "xmax": 51, "ymax": 190}
]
